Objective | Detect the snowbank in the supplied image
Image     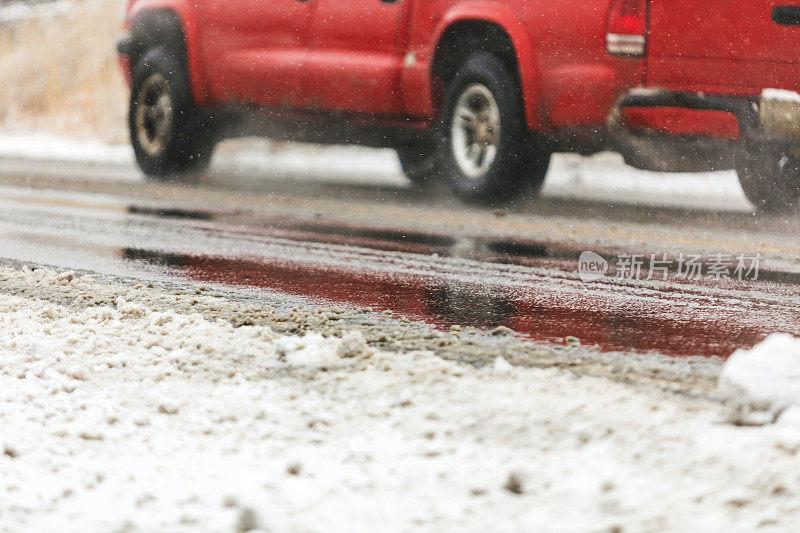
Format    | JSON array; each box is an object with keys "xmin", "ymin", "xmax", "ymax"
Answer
[
  {"xmin": 1, "ymin": 267, "xmax": 800, "ymax": 532},
  {"xmin": 719, "ymin": 334, "xmax": 800, "ymax": 426}
]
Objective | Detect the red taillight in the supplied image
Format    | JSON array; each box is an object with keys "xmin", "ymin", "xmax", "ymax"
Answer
[{"xmin": 607, "ymin": 0, "xmax": 647, "ymax": 57}]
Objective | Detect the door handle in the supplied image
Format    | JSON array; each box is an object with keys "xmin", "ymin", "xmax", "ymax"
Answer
[{"xmin": 773, "ymin": 6, "xmax": 800, "ymax": 25}]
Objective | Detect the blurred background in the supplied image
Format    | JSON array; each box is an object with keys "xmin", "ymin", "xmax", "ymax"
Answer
[{"xmin": 0, "ymin": 0, "xmax": 126, "ymax": 142}]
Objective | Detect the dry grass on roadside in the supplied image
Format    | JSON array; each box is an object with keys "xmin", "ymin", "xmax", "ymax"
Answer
[{"xmin": 0, "ymin": 0, "xmax": 128, "ymax": 142}]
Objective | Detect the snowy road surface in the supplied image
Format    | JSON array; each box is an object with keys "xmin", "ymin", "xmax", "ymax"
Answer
[
  {"xmin": 3, "ymin": 137, "xmax": 800, "ymax": 531},
  {"xmin": 0, "ymin": 137, "xmax": 799, "ymax": 358}
]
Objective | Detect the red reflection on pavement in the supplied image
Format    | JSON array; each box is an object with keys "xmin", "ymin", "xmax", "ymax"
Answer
[{"xmin": 125, "ymin": 249, "xmax": 775, "ymax": 357}]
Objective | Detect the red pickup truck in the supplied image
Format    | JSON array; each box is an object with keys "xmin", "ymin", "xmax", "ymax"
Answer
[
  {"xmin": 117, "ymin": 0, "xmax": 800, "ymax": 211},
  {"xmin": 117, "ymin": 0, "xmax": 642, "ymax": 204}
]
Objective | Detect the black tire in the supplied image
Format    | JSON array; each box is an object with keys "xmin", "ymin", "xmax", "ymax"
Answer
[
  {"xmin": 440, "ymin": 52, "xmax": 550, "ymax": 206},
  {"xmin": 735, "ymin": 144, "xmax": 800, "ymax": 213},
  {"xmin": 129, "ymin": 47, "xmax": 216, "ymax": 181},
  {"xmin": 396, "ymin": 142, "xmax": 443, "ymax": 188}
]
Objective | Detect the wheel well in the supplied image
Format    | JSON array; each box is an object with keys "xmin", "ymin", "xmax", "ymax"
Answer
[
  {"xmin": 431, "ymin": 21, "xmax": 522, "ymax": 112},
  {"xmin": 128, "ymin": 10, "xmax": 188, "ymax": 68}
]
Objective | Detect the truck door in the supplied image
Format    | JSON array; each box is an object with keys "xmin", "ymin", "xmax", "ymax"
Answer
[
  {"xmin": 647, "ymin": 1, "xmax": 800, "ymax": 94},
  {"xmin": 197, "ymin": 0, "xmax": 314, "ymax": 108},
  {"xmin": 301, "ymin": 0, "xmax": 413, "ymax": 115}
]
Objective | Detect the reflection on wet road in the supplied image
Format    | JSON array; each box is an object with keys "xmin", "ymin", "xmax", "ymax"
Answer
[
  {"xmin": 1, "ymin": 181, "xmax": 799, "ymax": 359},
  {"xmin": 122, "ymin": 248, "xmax": 773, "ymax": 357}
]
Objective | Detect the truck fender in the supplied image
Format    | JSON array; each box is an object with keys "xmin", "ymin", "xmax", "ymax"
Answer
[
  {"xmin": 428, "ymin": 2, "xmax": 545, "ymax": 130},
  {"xmin": 125, "ymin": 0, "xmax": 209, "ymax": 106}
]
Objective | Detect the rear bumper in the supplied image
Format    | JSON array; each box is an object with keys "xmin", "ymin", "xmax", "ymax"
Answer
[
  {"xmin": 618, "ymin": 90, "xmax": 760, "ymax": 140},
  {"xmin": 608, "ymin": 90, "xmax": 753, "ymax": 172}
]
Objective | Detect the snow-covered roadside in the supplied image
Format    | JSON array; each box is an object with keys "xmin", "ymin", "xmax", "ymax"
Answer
[
  {"xmin": 1, "ymin": 267, "xmax": 799, "ymax": 532},
  {"xmin": 0, "ymin": 133, "xmax": 751, "ymax": 210},
  {"xmin": 0, "ymin": 134, "xmax": 133, "ymax": 166}
]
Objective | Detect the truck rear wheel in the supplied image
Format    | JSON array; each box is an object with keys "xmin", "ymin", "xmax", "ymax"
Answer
[
  {"xmin": 440, "ymin": 52, "xmax": 550, "ymax": 206},
  {"xmin": 735, "ymin": 145, "xmax": 800, "ymax": 213},
  {"xmin": 130, "ymin": 47, "xmax": 216, "ymax": 181}
]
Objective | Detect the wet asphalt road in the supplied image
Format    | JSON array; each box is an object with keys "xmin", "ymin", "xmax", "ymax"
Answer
[{"xmin": 2, "ymin": 144, "xmax": 800, "ymax": 358}]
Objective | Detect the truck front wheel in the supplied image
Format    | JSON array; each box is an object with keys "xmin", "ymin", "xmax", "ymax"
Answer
[
  {"xmin": 440, "ymin": 52, "xmax": 550, "ymax": 206},
  {"xmin": 129, "ymin": 47, "xmax": 216, "ymax": 181},
  {"xmin": 735, "ymin": 145, "xmax": 800, "ymax": 213}
]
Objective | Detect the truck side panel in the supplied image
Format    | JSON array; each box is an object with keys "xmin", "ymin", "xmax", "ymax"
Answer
[
  {"xmin": 516, "ymin": 1, "xmax": 642, "ymax": 129},
  {"xmin": 647, "ymin": 0, "xmax": 800, "ymax": 96},
  {"xmin": 126, "ymin": 0, "xmax": 642, "ymax": 134}
]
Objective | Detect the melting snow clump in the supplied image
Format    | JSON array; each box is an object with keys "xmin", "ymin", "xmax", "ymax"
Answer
[{"xmin": 719, "ymin": 333, "xmax": 800, "ymax": 425}]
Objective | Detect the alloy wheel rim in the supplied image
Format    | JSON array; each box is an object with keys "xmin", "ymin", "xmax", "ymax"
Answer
[
  {"xmin": 135, "ymin": 73, "xmax": 173, "ymax": 156},
  {"xmin": 450, "ymin": 83, "xmax": 501, "ymax": 180}
]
